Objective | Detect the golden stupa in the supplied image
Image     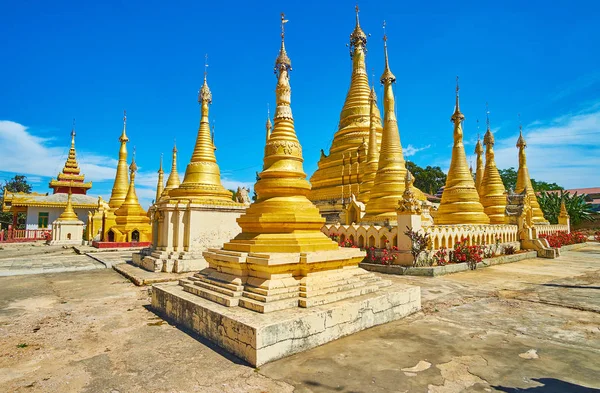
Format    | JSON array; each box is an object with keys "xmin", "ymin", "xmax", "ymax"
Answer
[
  {"xmin": 435, "ymin": 79, "xmax": 490, "ymax": 225},
  {"xmin": 516, "ymin": 124, "xmax": 548, "ymax": 224},
  {"xmin": 107, "ymin": 112, "xmax": 130, "ymax": 209},
  {"xmin": 361, "ymin": 30, "xmax": 425, "ymax": 225},
  {"xmin": 309, "ymin": 6, "xmax": 383, "ymax": 219},
  {"xmin": 49, "ymin": 121, "xmax": 92, "ymax": 195},
  {"xmin": 474, "ymin": 128, "xmax": 484, "ymax": 194},
  {"xmin": 356, "ymin": 86, "xmax": 380, "ymax": 204},
  {"xmin": 161, "ymin": 144, "xmax": 180, "ymax": 199},
  {"xmin": 155, "ymin": 154, "xmax": 164, "ymax": 203},
  {"xmin": 111, "ymin": 150, "xmax": 152, "ymax": 242},
  {"xmin": 168, "ymin": 70, "xmax": 241, "ymax": 206},
  {"xmin": 58, "ymin": 187, "xmax": 79, "ymax": 222},
  {"xmin": 223, "ymin": 18, "xmax": 338, "ymax": 254},
  {"xmin": 479, "ymin": 110, "xmax": 507, "ymax": 224}
]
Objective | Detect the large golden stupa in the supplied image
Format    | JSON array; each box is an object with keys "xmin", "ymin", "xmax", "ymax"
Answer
[
  {"xmin": 361, "ymin": 30, "xmax": 425, "ymax": 225},
  {"xmin": 479, "ymin": 111, "xmax": 507, "ymax": 224},
  {"xmin": 308, "ymin": 6, "xmax": 383, "ymax": 221},
  {"xmin": 435, "ymin": 79, "xmax": 490, "ymax": 225}
]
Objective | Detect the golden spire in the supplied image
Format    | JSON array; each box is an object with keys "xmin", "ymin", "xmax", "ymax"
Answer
[
  {"xmin": 108, "ymin": 111, "xmax": 130, "ymax": 209},
  {"xmin": 168, "ymin": 60, "xmax": 240, "ymax": 205},
  {"xmin": 115, "ymin": 147, "xmax": 149, "ymax": 223},
  {"xmin": 161, "ymin": 142, "xmax": 181, "ymax": 198},
  {"xmin": 58, "ymin": 183, "xmax": 79, "ymax": 221},
  {"xmin": 362, "ymin": 25, "xmax": 425, "ymax": 224},
  {"xmin": 474, "ymin": 120, "xmax": 484, "ymax": 194},
  {"xmin": 49, "ymin": 119, "xmax": 93, "ymax": 195},
  {"xmin": 515, "ymin": 118, "xmax": 548, "ymax": 223},
  {"xmin": 266, "ymin": 105, "xmax": 272, "ymax": 142},
  {"xmin": 357, "ymin": 86, "xmax": 379, "ymax": 203},
  {"xmin": 155, "ymin": 153, "xmax": 164, "ymax": 203},
  {"xmin": 479, "ymin": 104, "xmax": 507, "ymax": 224},
  {"xmin": 224, "ymin": 14, "xmax": 338, "ymax": 253},
  {"xmin": 309, "ymin": 7, "xmax": 383, "ymax": 215},
  {"xmin": 435, "ymin": 78, "xmax": 490, "ymax": 225}
]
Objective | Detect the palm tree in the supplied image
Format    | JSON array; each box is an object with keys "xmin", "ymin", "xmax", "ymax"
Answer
[{"xmin": 537, "ymin": 190, "xmax": 595, "ymax": 225}]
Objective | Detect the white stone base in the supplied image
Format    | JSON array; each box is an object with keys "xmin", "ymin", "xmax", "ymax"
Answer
[
  {"xmin": 48, "ymin": 239, "xmax": 83, "ymax": 246},
  {"xmin": 139, "ymin": 250, "xmax": 207, "ymax": 273},
  {"xmin": 152, "ymin": 281, "xmax": 421, "ymax": 366}
]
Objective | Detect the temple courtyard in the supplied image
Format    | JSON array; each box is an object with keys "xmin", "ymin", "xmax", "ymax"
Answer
[{"xmin": 0, "ymin": 244, "xmax": 598, "ymax": 393}]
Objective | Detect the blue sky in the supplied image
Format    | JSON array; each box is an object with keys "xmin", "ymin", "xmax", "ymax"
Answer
[{"xmin": 1, "ymin": 0, "xmax": 599, "ymax": 208}]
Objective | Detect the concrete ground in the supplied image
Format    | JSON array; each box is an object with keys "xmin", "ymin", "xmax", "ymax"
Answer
[{"xmin": 0, "ymin": 245, "xmax": 599, "ymax": 392}]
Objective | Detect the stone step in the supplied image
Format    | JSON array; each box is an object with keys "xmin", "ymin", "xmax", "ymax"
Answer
[
  {"xmin": 242, "ymin": 287, "xmax": 299, "ymax": 303},
  {"xmin": 192, "ymin": 279, "xmax": 242, "ymax": 298},
  {"xmin": 239, "ymin": 296, "xmax": 299, "ymax": 313},
  {"xmin": 193, "ymin": 275, "xmax": 244, "ymax": 293},
  {"xmin": 300, "ymin": 277, "xmax": 381, "ymax": 298},
  {"xmin": 181, "ymin": 282, "xmax": 240, "ymax": 307},
  {"xmin": 299, "ymin": 283, "xmax": 381, "ymax": 308}
]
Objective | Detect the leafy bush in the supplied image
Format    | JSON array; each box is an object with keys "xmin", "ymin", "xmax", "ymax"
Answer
[
  {"xmin": 537, "ymin": 190, "xmax": 594, "ymax": 225},
  {"xmin": 595, "ymin": 231, "xmax": 600, "ymax": 242},
  {"xmin": 365, "ymin": 247, "xmax": 397, "ymax": 265},
  {"xmin": 504, "ymin": 245, "xmax": 516, "ymax": 255},
  {"xmin": 404, "ymin": 227, "xmax": 430, "ymax": 267}
]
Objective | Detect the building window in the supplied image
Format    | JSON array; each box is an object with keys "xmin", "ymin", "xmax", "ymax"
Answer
[{"xmin": 38, "ymin": 212, "xmax": 49, "ymax": 229}]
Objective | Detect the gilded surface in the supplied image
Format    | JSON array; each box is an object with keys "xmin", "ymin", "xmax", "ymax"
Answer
[
  {"xmin": 357, "ymin": 87, "xmax": 380, "ymax": 203},
  {"xmin": 161, "ymin": 144, "xmax": 181, "ymax": 199},
  {"xmin": 515, "ymin": 126, "xmax": 549, "ymax": 224},
  {"xmin": 474, "ymin": 137, "xmax": 484, "ymax": 194},
  {"xmin": 435, "ymin": 80, "xmax": 490, "ymax": 225},
  {"xmin": 362, "ymin": 33, "xmax": 425, "ymax": 225},
  {"xmin": 308, "ymin": 9, "xmax": 383, "ymax": 215}
]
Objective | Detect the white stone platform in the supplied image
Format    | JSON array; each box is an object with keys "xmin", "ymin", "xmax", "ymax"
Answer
[{"xmin": 152, "ymin": 281, "xmax": 421, "ymax": 366}]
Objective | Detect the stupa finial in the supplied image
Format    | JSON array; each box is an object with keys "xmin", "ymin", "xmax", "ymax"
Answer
[
  {"xmin": 120, "ymin": 110, "xmax": 129, "ymax": 143},
  {"xmin": 274, "ymin": 13, "xmax": 291, "ymax": 74},
  {"xmin": 451, "ymin": 76, "xmax": 464, "ymax": 122},
  {"xmin": 484, "ymin": 103, "xmax": 495, "ymax": 146},
  {"xmin": 380, "ymin": 21, "xmax": 395, "ymax": 84},
  {"xmin": 266, "ymin": 104, "xmax": 272, "ymax": 142}
]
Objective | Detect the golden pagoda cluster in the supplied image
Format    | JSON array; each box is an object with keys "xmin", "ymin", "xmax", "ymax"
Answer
[
  {"xmin": 49, "ymin": 121, "xmax": 92, "ymax": 195},
  {"xmin": 90, "ymin": 112, "xmax": 152, "ymax": 244}
]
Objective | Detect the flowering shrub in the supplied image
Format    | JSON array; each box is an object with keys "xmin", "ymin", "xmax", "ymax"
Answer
[
  {"xmin": 329, "ymin": 233, "xmax": 340, "ymax": 242},
  {"xmin": 404, "ymin": 227, "xmax": 430, "ymax": 267},
  {"xmin": 450, "ymin": 238, "xmax": 484, "ymax": 270},
  {"xmin": 366, "ymin": 247, "xmax": 397, "ymax": 265},
  {"xmin": 595, "ymin": 231, "xmax": 600, "ymax": 242},
  {"xmin": 339, "ymin": 238, "xmax": 357, "ymax": 248},
  {"xmin": 539, "ymin": 231, "xmax": 587, "ymax": 248},
  {"xmin": 432, "ymin": 247, "xmax": 448, "ymax": 266},
  {"xmin": 43, "ymin": 230, "xmax": 52, "ymax": 241}
]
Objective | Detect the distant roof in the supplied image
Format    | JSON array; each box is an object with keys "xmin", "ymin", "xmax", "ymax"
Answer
[
  {"xmin": 543, "ymin": 187, "xmax": 600, "ymax": 196},
  {"xmin": 3, "ymin": 191, "xmax": 98, "ymax": 210}
]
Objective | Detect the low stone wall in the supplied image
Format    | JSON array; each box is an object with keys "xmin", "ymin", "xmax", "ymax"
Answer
[
  {"xmin": 536, "ymin": 224, "xmax": 569, "ymax": 237},
  {"xmin": 360, "ymin": 251, "xmax": 538, "ymax": 277}
]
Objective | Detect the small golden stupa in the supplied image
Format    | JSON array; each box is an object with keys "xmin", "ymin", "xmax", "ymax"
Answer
[
  {"xmin": 356, "ymin": 86, "xmax": 380, "ymax": 204},
  {"xmin": 435, "ymin": 79, "xmax": 490, "ymax": 225},
  {"xmin": 111, "ymin": 149, "xmax": 152, "ymax": 242},
  {"xmin": 479, "ymin": 108, "xmax": 507, "ymax": 224},
  {"xmin": 168, "ymin": 69, "xmax": 240, "ymax": 206},
  {"xmin": 516, "ymin": 124, "xmax": 548, "ymax": 224},
  {"xmin": 108, "ymin": 112, "xmax": 130, "ymax": 209},
  {"xmin": 161, "ymin": 143, "xmax": 180, "ymax": 199},
  {"xmin": 309, "ymin": 6, "xmax": 383, "ymax": 219},
  {"xmin": 361, "ymin": 28, "xmax": 425, "ymax": 225}
]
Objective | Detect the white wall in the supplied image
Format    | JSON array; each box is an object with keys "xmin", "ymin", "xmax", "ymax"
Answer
[{"xmin": 25, "ymin": 206, "xmax": 89, "ymax": 230}]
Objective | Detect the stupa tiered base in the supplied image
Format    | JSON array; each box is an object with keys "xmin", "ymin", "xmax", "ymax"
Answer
[
  {"xmin": 135, "ymin": 249, "xmax": 208, "ymax": 273},
  {"xmin": 152, "ymin": 279, "xmax": 420, "ymax": 366}
]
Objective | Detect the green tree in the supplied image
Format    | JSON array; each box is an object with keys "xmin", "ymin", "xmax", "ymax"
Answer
[
  {"xmin": 537, "ymin": 190, "xmax": 594, "ymax": 225},
  {"xmin": 499, "ymin": 167, "xmax": 563, "ymax": 192},
  {"xmin": 0, "ymin": 175, "xmax": 33, "ymax": 229},
  {"xmin": 531, "ymin": 179, "xmax": 563, "ymax": 192},
  {"xmin": 498, "ymin": 167, "xmax": 518, "ymax": 191},
  {"xmin": 406, "ymin": 161, "xmax": 447, "ymax": 195}
]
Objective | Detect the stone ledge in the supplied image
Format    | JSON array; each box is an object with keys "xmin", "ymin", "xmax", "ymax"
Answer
[
  {"xmin": 113, "ymin": 262, "xmax": 193, "ymax": 286},
  {"xmin": 560, "ymin": 242, "xmax": 591, "ymax": 251},
  {"xmin": 151, "ymin": 282, "xmax": 421, "ymax": 366},
  {"xmin": 360, "ymin": 251, "xmax": 538, "ymax": 277}
]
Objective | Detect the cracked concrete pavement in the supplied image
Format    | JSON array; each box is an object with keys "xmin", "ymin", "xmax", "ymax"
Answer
[{"xmin": 0, "ymin": 244, "xmax": 599, "ymax": 392}]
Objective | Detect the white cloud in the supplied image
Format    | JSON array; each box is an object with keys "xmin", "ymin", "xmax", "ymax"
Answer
[
  {"xmin": 0, "ymin": 120, "xmax": 117, "ymax": 182},
  {"xmin": 493, "ymin": 105, "xmax": 600, "ymax": 188},
  {"xmin": 403, "ymin": 144, "xmax": 431, "ymax": 157}
]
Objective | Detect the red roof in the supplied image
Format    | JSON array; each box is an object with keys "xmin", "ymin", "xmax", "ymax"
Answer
[{"xmin": 542, "ymin": 187, "xmax": 600, "ymax": 196}]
